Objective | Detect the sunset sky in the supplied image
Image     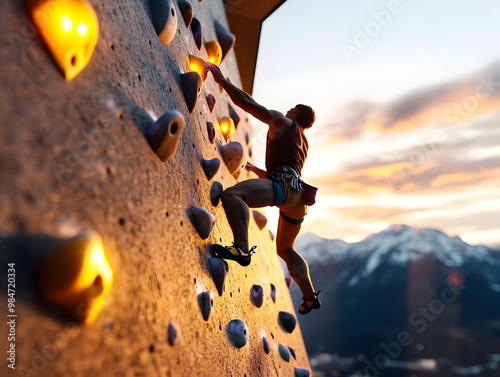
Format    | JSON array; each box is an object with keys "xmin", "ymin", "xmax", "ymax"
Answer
[{"xmin": 250, "ymin": 0, "xmax": 500, "ymax": 246}]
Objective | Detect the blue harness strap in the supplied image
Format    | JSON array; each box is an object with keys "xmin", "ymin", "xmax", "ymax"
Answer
[{"xmin": 272, "ymin": 180, "xmax": 286, "ymax": 206}]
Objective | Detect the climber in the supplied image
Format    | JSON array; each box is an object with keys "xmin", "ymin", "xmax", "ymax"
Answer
[{"xmin": 205, "ymin": 62, "xmax": 321, "ymax": 315}]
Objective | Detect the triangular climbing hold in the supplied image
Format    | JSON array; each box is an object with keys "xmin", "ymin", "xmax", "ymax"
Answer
[
  {"xmin": 214, "ymin": 19, "xmax": 235, "ymax": 61},
  {"xmin": 189, "ymin": 206, "xmax": 216, "ymax": 239},
  {"xmin": 180, "ymin": 71, "xmax": 202, "ymax": 113}
]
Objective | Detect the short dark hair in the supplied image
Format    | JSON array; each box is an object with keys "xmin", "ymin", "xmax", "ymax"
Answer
[{"xmin": 294, "ymin": 104, "xmax": 316, "ymax": 129}]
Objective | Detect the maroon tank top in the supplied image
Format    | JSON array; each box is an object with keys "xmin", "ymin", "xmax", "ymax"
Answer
[{"xmin": 265, "ymin": 121, "xmax": 308, "ymax": 178}]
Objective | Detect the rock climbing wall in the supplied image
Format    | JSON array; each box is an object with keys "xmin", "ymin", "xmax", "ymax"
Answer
[{"xmin": 0, "ymin": 0, "xmax": 313, "ymax": 376}]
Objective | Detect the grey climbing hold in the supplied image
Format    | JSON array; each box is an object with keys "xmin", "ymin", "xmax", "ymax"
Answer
[
  {"xmin": 279, "ymin": 311, "xmax": 297, "ymax": 333},
  {"xmin": 228, "ymin": 104, "xmax": 241, "ymax": 128},
  {"xmin": 180, "ymin": 71, "xmax": 202, "ymax": 113},
  {"xmin": 295, "ymin": 367, "xmax": 311, "ymax": 377},
  {"xmin": 167, "ymin": 322, "xmax": 179, "ymax": 345},
  {"xmin": 210, "ymin": 181, "xmax": 223, "ymax": 206},
  {"xmin": 278, "ymin": 344, "xmax": 290, "ymax": 362},
  {"xmin": 250, "ymin": 285, "xmax": 264, "ymax": 308},
  {"xmin": 206, "ymin": 121, "xmax": 216, "ymax": 142},
  {"xmin": 190, "ymin": 17, "xmax": 202, "ymax": 50},
  {"xmin": 270, "ymin": 283, "xmax": 276, "ymax": 303},
  {"xmin": 289, "ymin": 346, "xmax": 296, "ymax": 360},
  {"xmin": 177, "ymin": 0, "xmax": 193, "ymax": 28},
  {"xmin": 214, "ymin": 19, "xmax": 235, "ymax": 61},
  {"xmin": 220, "ymin": 141, "xmax": 245, "ymax": 174},
  {"xmin": 262, "ymin": 336, "xmax": 270, "ymax": 354},
  {"xmin": 252, "ymin": 210, "xmax": 267, "ymax": 230},
  {"xmin": 146, "ymin": 110, "xmax": 185, "ymax": 162},
  {"xmin": 198, "ymin": 290, "xmax": 215, "ymax": 321},
  {"xmin": 227, "ymin": 319, "xmax": 248, "ymax": 348},
  {"xmin": 285, "ymin": 275, "xmax": 293, "ymax": 288},
  {"xmin": 202, "ymin": 158, "xmax": 220, "ymax": 180},
  {"xmin": 206, "ymin": 94, "xmax": 216, "ymax": 113},
  {"xmin": 189, "ymin": 206, "xmax": 216, "ymax": 239},
  {"xmin": 208, "ymin": 256, "xmax": 229, "ymax": 296},
  {"xmin": 150, "ymin": 0, "xmax": 178, "ymax": 45}
]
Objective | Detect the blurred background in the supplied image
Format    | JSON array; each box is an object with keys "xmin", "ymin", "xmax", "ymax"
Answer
[{"xmin": 251, "ymin": 1, "xmax": 500, "ymax": 376}]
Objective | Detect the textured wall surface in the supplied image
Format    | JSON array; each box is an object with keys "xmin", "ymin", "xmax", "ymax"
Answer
[{"xmin": 0, "ymin": 0, "xmax": 312, "ymax": 376}]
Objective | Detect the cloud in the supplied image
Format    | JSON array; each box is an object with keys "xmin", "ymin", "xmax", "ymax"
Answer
[{"xmin": 321, "ymin": 61, "xmax": 500, "ymax": 140}]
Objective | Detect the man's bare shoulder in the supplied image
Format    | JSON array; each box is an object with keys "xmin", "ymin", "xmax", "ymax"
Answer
[{"xmin": 269, "ymin": 110, "xmax": 293, "ymax": 139}]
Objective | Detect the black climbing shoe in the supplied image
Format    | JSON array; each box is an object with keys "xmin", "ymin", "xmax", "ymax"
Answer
[
  {"xmin": 212, "ymin": 243, "xmax": 256, "ymax": 267},
  {"xmin": 298, "ymin": 290, "xmax": 321, "ymax": 315}
]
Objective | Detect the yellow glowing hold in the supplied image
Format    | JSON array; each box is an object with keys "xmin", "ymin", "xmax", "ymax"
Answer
[
  {"xmin": 36, "ymin": 231, "xmax": 113, "ymax": 325},
  {"xmin": 28, "ymin": 0, "xmax": 99, "ymax": 81},
  {"xmin": 188, "ymin": 54, "xmax": 207, "ymax": 81},
  {"xmin": 204, "ymin": 40, "xmax": 222, "ymax": 66},
  {"xmin": 219, "ymin": 117, "xmax": 235, "ymax": 142}
]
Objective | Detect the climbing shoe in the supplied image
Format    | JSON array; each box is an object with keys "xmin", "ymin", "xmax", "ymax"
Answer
[
  {"xmin": 212, "ymin": 243, "xmax": 256, "ymax": 267},
  {"xmin": 298, "ymin": 290, "xmax": 321, "ymax": 315}
]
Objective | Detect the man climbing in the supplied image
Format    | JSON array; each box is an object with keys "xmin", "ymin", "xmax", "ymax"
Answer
[{"xmin": 205, "ymin": 63, "xmax": 321, "ymax": 315}]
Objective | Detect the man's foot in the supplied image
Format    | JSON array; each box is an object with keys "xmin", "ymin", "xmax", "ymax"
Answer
[
  {"xmin": 212, "ymin": 243, "xmax": 256, "ymax": 267},
  {"xmin": 298, "ymin": 290, "xmax": 321, "ymax": 315}
]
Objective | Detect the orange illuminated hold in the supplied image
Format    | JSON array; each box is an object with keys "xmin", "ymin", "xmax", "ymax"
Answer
[
  {"xmin": 188, "ymin": 54, "xmax": 207, "ymax": 81},
  {"xmin": 204, "ymin": 40, "xmax": 222, "ymax": 65},
  {"xmin": 27, "ymin": 0, "xmax": 99, "ymax": 81},
  {"xmin": 219, "ymin": 117, "xmax": 235, "ymax": 142},
  {"xmin": 36, "ymin": 231, "xmax": 113, "ymax": 325}
]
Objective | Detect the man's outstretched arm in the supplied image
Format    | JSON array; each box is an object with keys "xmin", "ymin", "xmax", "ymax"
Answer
[{"xmin": 205, "ymin": 63, "xmax": 275, "ymax": 124}]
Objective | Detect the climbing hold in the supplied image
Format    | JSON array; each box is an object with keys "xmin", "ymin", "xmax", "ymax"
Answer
[
  {"xmin": 189, "ymin": 206, "xmax": 216, "ymax": 239},
  {"xmin": 227, "ymin": 319, "xmax": 248, "ymax": 348},
  {"xmin": 245, "ymin": 132, "xmax": 250, "ymax": 145},
  {"xmin": 269, "ymin": 230, "xmax": 275, "ymax": 241},
  {"xmin": 201, "ymin": 158, "xmax": 220, "ymax": 181},
  {"xmin": 146, "ymin": 110, "xmax": 185, "ymax": 162},
  {"xmin": 252, "ymin": 211, "xmax": 267, "ymax": 230},
  {"xmin": 204, "ymin": 40, "xmax": 222, "ymax": 65},
  {"xmin": 206, "ymin": 121, "xmax": 216, "ymax": 143},
  {"xmin": 219, "ymin": 116, "xmax": 234, "ymax": 142},
  {"xmin": 285, "ymin": 275, "xmax": 293, "ymax": 288},
  {"xmin": 248, "ymin": 147, "xmax": 253, "ymax": 158},
  {"xmin": 289, "ymin": 347, "xmax": 297, "ymax": 360},
  {"xmin": 177, "ymin": 0, "xmax": 193, "ymax": 28},
  {"xmin": 295, "ymin": 367, "xmax": 311, "ymax": 377},
  {"xmin": 214, "ymin": 19, "xmax": 235, "ymax": 61},
  {"xmin": 190, "ymin": 17, "xmax": 202, "ymax": 50},
  {"xmin": 180, "ymin": 71, "xmax": 202, "ymax": 113},
  {"xmin": 262, "ymin": 336, "xmax": 270, "ymax": 354},
  {"xmin": 250, "ymin": 285, "xmax": 264, "ymax": 308},
  {"xmin": 198, "ymin": 290, "xmax": 215, "ymax": 321},
  {"xmin": 167, "ymin": 322, "xmax": 179, "ymax": 346},
  {"xmin": 210, "ymin": 181, "xmax": 223, "ymax": 206},
  {"xmin": 150, "ymin": 0, "xmax": 178, "ymax": 45},
  {"xmin": 28, "ymin": 0, "xmax": 99, "ymax": 81},
  {"xmin": 220, "ymin": 141, "xmax": 245, "ymax": 174},
  {"xmin": 228, "ymin": 105, "xmax": 241, "ymax": 129},
  {"xmin": 206, "ymin": 94, "xmax": 216, "ymax": 113},
  {"xmin": 36, "ymin": 230, "xmax": 113, "ymax": 325},
  {"xmin": 208, "ymin": 256, "xmax": 229, "ymax": 296},
  {"xmin": 188, "ymin": 54, "xmax": 207, "ymax": 81},
  {"xmin": 270, "ymin": 283, "xmax": 277, "ymax": 303},
  {"xmin": 279, "ymin": 344, "xmax": 291, "ymax": 362},
  {"xmin": 279, "ymin": 311, "xmax": 297, "ymax": 333}
]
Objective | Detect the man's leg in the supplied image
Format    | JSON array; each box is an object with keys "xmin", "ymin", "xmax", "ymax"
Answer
[
  {"xmin": 276, "ymin": 215, "xmax": 316, "ymax": 300},
  {"xmin": 220, "ymin": 178, "xmax": 274, "ymax": 251}
]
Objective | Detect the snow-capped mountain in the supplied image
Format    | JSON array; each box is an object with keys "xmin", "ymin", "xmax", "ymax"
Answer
[
  {"xmin": 296, "ymin": 224, "xmax": 500, "ymax": 287},
  {"xmin": 290, "ymin": 224, "xmax": 500, "ymax": 364}
]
